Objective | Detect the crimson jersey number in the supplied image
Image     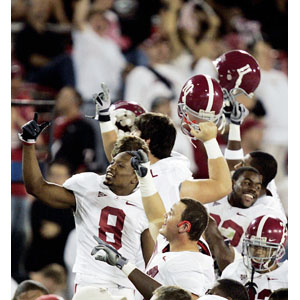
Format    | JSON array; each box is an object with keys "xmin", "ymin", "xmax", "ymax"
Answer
[
  {"xmin": 248, "ymin": 289, "xmax": 271, "ymax": 300},
  {"xmin": 98, "ymin": 206, "xmax": 126, "ymax": 250},
  {"xmin": 210, "ymin": 213, "xmax": 244, "ymax": 247}
]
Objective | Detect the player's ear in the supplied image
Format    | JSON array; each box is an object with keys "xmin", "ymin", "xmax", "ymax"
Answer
[{"xmin": 145, "ymin": 138, "xmax": 151, "ymax": 146}]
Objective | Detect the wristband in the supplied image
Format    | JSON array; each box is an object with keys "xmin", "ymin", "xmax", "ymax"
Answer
[
  {"xmin": 121, "ymin": 262, "xmax": 136, "ymax": 276},
  {"xmin": 203, "ymin": 138, "xmax": 223, "ymax": 159},
  {"xmin": 18, "ymin": 133, "xmax": 36, "ymax": 145},
  {"xmin": 224, "ymin": 148, "xmax": 244, "ymax": 160},
  {"xmin": 137, "ymin": 162, "xmax": 157, "ymax": 197},
  {"xmin": 99, "ymin": 120, "xmax": 116, "ymax": 133},
  {"xmin": 228, "ymin": 124, "xmax": 241, "ymax": 141}
]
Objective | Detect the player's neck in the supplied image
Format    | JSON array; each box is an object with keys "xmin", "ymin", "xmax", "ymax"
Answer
[
  {"xmin": 149, "ymin": 152, "xmax": 160, "ymax": 165},
  {"xmin": 109, "ymin": 184, "xmax": 137, "ymax": 196},
  {"xmin": 169, "ymin": 239, "xmax": 199, "ymax": 252}
]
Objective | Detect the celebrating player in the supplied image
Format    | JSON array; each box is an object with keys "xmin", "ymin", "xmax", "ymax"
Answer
[
  {"xmin": 206, "ymin": 166, "xmax": 286, "ymax": 257},
  {"xmin": 18, "ymin": 113, "xmax": 154, "ymax": 300}
]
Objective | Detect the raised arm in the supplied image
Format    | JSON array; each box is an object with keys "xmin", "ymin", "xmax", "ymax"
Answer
[
  {"xmin": 180, "ymin": 122, "xmax": 232, "ymax": 203},
  {"xmin": 223, "ymin": 96, "xmax": 249, "ymax": 171},
  {"xmin": 130, "ymin": 150, "xmax": 166, "ymax": 241},
  {"xmin": 20, "ymin": 113, "xmax": 76, "ymax": 209},
  {"xmin": 86, "ymin": 83, "xmax": 118, "ymax": 161}
]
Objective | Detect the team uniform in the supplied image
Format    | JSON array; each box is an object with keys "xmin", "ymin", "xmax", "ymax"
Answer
[
  {"xmin": 63, "ymin": 173, "xmax": 148, "ymax": 299},
  {"xmin": 145, "ymin": 235, "xmax": 215, "ymax": 297},
  {"xmin": 221, "ymin": 259, "xmax": 288, "ymax": 300},
  {"xmin": 254, "ymin": 181, "xmax": 286, "ymax": 216},
  {"xmin": 206, "ymin": 197, "xmax": 287, "ymax": 254},
  {"xmin": 150, "ymin": 151, "xmax": 193, "ymax": 211}
]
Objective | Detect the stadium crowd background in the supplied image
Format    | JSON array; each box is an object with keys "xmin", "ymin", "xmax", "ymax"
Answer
[{"xmin": 11, "ymin": 0, "xmax": 288, "ymax": 299}]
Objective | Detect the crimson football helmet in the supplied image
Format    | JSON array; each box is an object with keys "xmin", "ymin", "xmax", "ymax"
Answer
[
  {"xmin": 242, "ymin": 215, "xmax": 287, "ymax": 272},
  {"xmin": 214, "ymin": 49, "xmax": 261, "ymax": 99},
  {"xmin": 109, "ymin": 100, "xmax": 146, "ymax": 136},
  {"xmin": 178, "ymin": 74, "xmax": 225, "ymax": 138}
]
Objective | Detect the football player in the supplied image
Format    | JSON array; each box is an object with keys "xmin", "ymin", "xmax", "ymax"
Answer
[
  {"xmin": 18, "ymin": 113, "xmax": 155, "ymax": 300},
  {"xmin": 221, "ymin": 215, "xmax": 288, "ymax": 300},
  {"xmin": 206, "ymin": 167, "xmax": 287, "ymax": 257},
  {"xmin": 91, "ymin": 147, "xmax": 216, "ymax": 299},
  {"xmin": 216, "ymin": 50, "xmax": 285, "ymax": 215}
]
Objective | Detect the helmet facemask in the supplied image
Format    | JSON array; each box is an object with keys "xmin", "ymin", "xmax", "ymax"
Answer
[
  {"xmin": 242, "ymin": 237, "xmax": 285, "ymax": 272},
  {"xmin": 178, "ymin": 102, "xmax": 226, "ymax": 140}
]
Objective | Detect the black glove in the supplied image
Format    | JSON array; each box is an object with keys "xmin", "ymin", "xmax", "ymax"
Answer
[
  {"xmin": 86, "ymin": 83, "xmax": 111, "ymax": 122},
  {"xmin": 129, "ymin": 149, "xmax": 149, "ymax": 177},
  {"xmin": 91, "ymin": 235, "xmax": 128, "ymax": 270},
  {"xmin": 18, "ymin": 112, "xmax": 51, "ymax": 144}
]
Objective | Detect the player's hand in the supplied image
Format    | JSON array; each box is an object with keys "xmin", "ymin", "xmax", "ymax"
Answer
[
  {"xmin": 86, "ymin": 82, "xmax": 111, "ymax": 122},
  {"xmin": 91, "ymin": 235, "xmax": 128, "ymax": 269},
  {"xmin": 222, "ymin": 97, "xmax": 248, "ymax": 125},
  {"xmin": 18, "ymin": 112, "xmax": 50, "ymax": 144},
  {"xmin": 189, "ymin": 121, "xmax": 217, "ymax": 142},
  {"xmin": 129, "ymin": 149, "xmax": 149, "ymax": 177}
]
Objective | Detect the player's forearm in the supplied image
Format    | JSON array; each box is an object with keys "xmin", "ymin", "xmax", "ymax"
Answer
[
  {"xmin": 225, "ymin": 124, "xmax": 243, "ymax": 171},
  {"xmin": 99, "ymin": 123, "xmax": 118, "ymax": 161},
  {"xmin": 203, "ymin": 137, "xmax": 232, "ymax": 198},
  {"xmin": 22, "ymin": 144, "xmax": 46, "ymax": 196},
  {"xmin": 207, "ymin": 157, "xmax": 232, "ymax": 197},
  {"xmin": 204, "ymin": 221, "xmax": 234, "ymax": 271},
  {"xmin": 22, "ymin": 144, "xmax": 75, "ymax": 208},
  {"xmin": 127, "ymin": 268, "xmax": 161, "ymax": 300}
]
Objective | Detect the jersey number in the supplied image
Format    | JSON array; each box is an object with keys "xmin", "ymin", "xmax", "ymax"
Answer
[
  {"xmin": 210, "ymin": 213, "xmax": 244, "ymax": 247},
  {"xmin": 98, "ymin": 206, "xmax": 126, "ymax": 250},
  {"xmin": 248, "ymin": 288, "xmax": 271, "ymax": 300}
]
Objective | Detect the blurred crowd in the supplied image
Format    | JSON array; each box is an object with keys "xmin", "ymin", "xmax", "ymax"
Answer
[{"xmin": 11, "ymin": 0, "xmax": 288, "ymax": 300}]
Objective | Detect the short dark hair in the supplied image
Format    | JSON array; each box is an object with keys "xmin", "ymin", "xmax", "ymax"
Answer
[
  {"xmin": 215, "ymin": 279, "xmax": 249, "ymax": 300},
  {"xmin": 152, "ymin": 286, "xmax": 192, "ymax": 300},
  {"xmin": 180, "ymin": 198, "xmax": 208, "ymax": 241},
  {"xmin": 13, "ymin": 280, "xmax": 49, "ymax": 300},
  {"xmin": 269, "ymin": 288, "xmax": 288, "ymax": 300},
  {"xmin": 111, "ymin": 135, "xmax": 150, "ymax": 158},
  {"xmin": 232, "ymin": 166, "xmax": 261, "ymax": 182},
  {"xmin": 249, "ymin": 151, "xmax": 277, "ymax": 187},
  {"xmin": 134, "ymin": 112, "xmax": 176, "ymax": 159}
]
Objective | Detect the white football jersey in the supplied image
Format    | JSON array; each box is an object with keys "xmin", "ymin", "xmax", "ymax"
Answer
[
  {"xmin": 145, "ymin": 235, "xmax": 215, "ymax": 297},
  {"xmin": 63, "ymin": 173, "xmax": 148, "ymax": 289},
  {"xmin": 254, "ymin": 183, "xmax": 286, "ymax": 217},
  {"xmin": 221, "ymin": 259, "xmax": 288, "ymax": 300},
  {"xmin": 150, "ymin": 151, "xmax": 193, "ymax": 212},
  {"xmin": 206, "ymin": 197, "xmax": 287, "ymax": 254}
]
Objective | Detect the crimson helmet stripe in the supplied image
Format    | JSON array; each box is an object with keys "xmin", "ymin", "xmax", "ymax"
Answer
[
  {"xmin": 256, "ymin": 215, "xmax": 271, "ymax": 237},
  {"xmin": 204, "ymin": 75, "xmax": 214, "ymax": 112}
]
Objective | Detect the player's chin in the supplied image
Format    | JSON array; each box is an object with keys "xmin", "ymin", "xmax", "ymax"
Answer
[{"xmin": 103, "ymin": 178, "xmax": 112, "ymax": 186}]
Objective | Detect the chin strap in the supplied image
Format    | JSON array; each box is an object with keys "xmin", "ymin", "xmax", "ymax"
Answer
[{"xmin": 245, "ymin": 267, "xmax": 258, "ymax": 298}]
